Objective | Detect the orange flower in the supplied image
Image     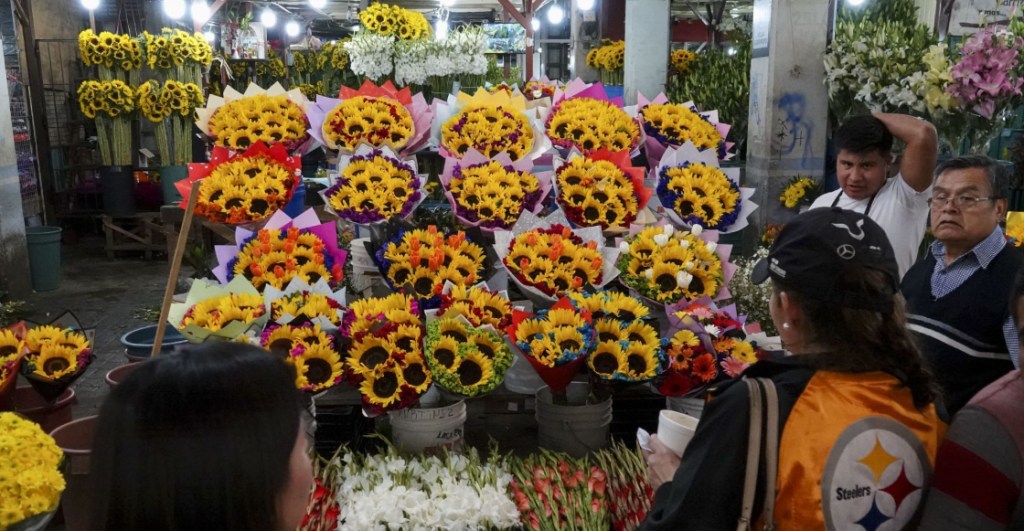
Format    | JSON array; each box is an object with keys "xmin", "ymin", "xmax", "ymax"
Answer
[{"xmin": 691, "ymin": 352, "xmax": 718, "ymax": 383}]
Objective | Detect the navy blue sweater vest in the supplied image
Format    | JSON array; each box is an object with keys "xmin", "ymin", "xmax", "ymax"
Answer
[{"xmin": 901, "ymin": 246, "xmax": 1022, "ymax": 415}]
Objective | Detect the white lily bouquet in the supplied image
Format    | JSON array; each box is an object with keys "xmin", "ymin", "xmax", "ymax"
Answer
[{"xmin": 345, "ymin": 33, "xmax": 395, "ymax": 82}]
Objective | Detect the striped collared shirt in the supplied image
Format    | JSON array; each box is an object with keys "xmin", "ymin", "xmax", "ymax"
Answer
[{"xmin": 929, "ymin": 226, "xmax": 1019, "ymax": 367}]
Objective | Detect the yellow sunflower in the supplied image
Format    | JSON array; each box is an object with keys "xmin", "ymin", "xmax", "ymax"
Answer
[
  {"xmin": 359, "ymin": 359, "xmax": 406, "ymax": 408},
  {"xmin": 292, "ymin": 343, "xmax": 343, "ymax": 392},
  {"xmin": 32, "ymin": 345, "xmax": 79, "ymax": 379}
]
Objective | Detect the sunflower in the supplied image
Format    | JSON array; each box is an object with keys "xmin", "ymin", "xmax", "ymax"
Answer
[
  {"xmin": 322, "ymin": 96, "xmax": 415, "ymax": 151},
  {"xmin": 347, "ymin": 336, "xmax": 396, "ymax": 375},
  {"xmin": 24, "ymin": 326, "xmax": 65, "ymax": 354},
  {"xmin": 31, "ymin": 345, "xmax": 79, "ymax": 379},
  {"xmin": 400, "ymin": 350, "xmax": 432, "ymax": 393},
  {"xmin": 448, "ymin": 161, "xmax": 541, "ymax": 229},
  {"xmin": 623, "ymin": 321, "xmax": 659, "ymax": 349},
  {"xmin": 0, "ymin": 329, "xmax": 21, "ymax": 359},
  {"xmin": 640, "ymin": 103, "xmax": 722, "ymax": 150},
  {"xmin": 359, "ymin": 359, "xmax": 405, "ymax": 408},
  {"xmin": 261, "ymin": 325, "xmax": 305, "ymax": 357},
  {"xmin": 455, "ymin": 350, "xmax": 494, "ymax": 390},
  {"xmin": 292, "ymin": 343, "xmax": 343, "ymax": 392},
  {"xmin": 622, "ymin": 343, "xmax": 660, "ymax": 380},
  {"xmin": 589, "ymin": 341, "xmax": 625, "ymax": 378},
  {"xmin": 391, "ymin": 324, "xmax": 422, "ymax": 355},
  {"xmin": 503, "ymin": 226, "xmax": 604, "ymax": 297},
  {"xmin": 657, "ymin": 163, "xmax": 742, "ymax": 231},
  {"xmin": 441, "ymin": 104, "xmax": 535, "ymax": 161},
  {"xmin": 617, "ymin": 225, "xmax": 724, "ymax": 304},
  {"xmin": 595, "ymin": 318, "xmax": 625, "ymax": 344},
  {"xmin": 326, "ymin": 150, "xmax": 420, "ymax": 224}
]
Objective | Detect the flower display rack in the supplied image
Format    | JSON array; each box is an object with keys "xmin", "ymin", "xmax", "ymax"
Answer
[{"xmin": 101, "ymin": 213, "xmax": 168, "ymax": 260}]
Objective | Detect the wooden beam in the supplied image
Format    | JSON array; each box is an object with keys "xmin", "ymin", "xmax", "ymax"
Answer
[
  {"xmin": 496, "ymin": 0, "xmax": 529, "ymax": 28},
  {"xmin": 10, "ymin": 0, "xmax": 27, "ymax": 27},
  {"xmin": 195, "ymin": 0, "xmax": 228, "ymax": 33}
]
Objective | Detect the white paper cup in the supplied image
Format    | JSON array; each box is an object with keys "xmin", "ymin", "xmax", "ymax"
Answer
[{"xmin": 658, "ymin": 409, "xmax": 700, "ymax": 457}]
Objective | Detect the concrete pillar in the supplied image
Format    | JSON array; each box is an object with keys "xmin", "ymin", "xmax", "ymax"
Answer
[
  {"xmin": 745, "ymin": 0, "xmax": 831, "ymax": 225},
  {"xmin": 623, "ymin": 0, "xmax": 669, "ymax": 105},
  {"xmin": 570, "ymin": 1, "xmax": 598, "ymax": 82},
  {"xmin": 0, "ymin": 42, "xmax": 31, "ymax": 298}
]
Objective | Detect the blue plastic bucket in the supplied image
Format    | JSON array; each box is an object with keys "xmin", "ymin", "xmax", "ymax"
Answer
[
  {"xmin": 283, "ymin": 181, "xmax": 307, "ymax": 218},
  {"xmin": 120, "ymin": 325, "xmax": 188, "ymax": 362}
]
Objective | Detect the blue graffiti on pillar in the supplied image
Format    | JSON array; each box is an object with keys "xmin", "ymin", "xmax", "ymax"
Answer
[{"xmin": 774, "ymin": 92, "xmax": 812, "ymax": 165}]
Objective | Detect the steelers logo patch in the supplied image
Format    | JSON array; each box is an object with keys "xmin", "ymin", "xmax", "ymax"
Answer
[{"xmin": 821, "ymin": 417, "xmax": 931, "ymax": 531}]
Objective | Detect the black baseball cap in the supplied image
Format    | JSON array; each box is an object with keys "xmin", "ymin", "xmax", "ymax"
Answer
[{"xmin": 751, "ymin": 208, "xmax": 899, "ymax": 312}]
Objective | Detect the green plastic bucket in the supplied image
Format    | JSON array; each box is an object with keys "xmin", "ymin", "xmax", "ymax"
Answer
[
  {"xmin": 159, "ymin": 165, "xmax": 189, "ymax": 205},
  {"xmin": 25, "ymin": 226, "xmax": 62, "ymax": 291}
]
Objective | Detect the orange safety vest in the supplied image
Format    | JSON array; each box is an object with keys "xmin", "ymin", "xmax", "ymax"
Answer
[{"xmin": 769, "ymin": 371, "xmax": 946, "ymax": 530}]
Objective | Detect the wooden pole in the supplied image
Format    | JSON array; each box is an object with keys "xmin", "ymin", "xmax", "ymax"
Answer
[{"xmin": 151, "ymin": 189, "xmax": 201, "ymax": 356}]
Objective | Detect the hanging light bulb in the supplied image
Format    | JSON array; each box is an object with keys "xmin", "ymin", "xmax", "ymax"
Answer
[
  {"xmin": 190, "ymin": 0, "xmax": 210, "ymax": 23},
  {"xmin": 435, "ymin": 18, "xmax": 449, "ymax": 40},
  {"xmin": 309, "ymin": 0, "xmax": 328, "ymax": 8},
  {"xmin": 81, "ymin": 0, "xmax": 100, "ymax": 10},
  {"xmin": 286, "ymin": 20, "xmax": 301, "ymax": 37},
  {"xmin": 440, "ymin": 0, "xmax": 455, "ymax": 6},
  {"xmin": 547, "ymin": 3, "xmax": 564, "ymax": 25},
  {"xmin": 261, "ymin": 8, "xmax": 277, "ymax": 27},
  {"xmin": 847, "ymin": 0, "xmax": 866, "ymax": 5},
  {"xmin": 530, "ymin": 17, "xmax": 540, "ymax": 31},
  {"xmin": 577, "ymin": 0, "xmax": 594, "ymax": 10},
  {"xmin": 163, "ymin": 0, "xmax": 187, "ymax": 19}
]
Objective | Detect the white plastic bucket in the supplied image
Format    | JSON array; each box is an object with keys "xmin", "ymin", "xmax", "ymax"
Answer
[
  {"xmin": 503, "ymin": 349, "xmax": 545, "ymax": 395},
  {"xmin": 389, "ymin": 400, "xmax": 466, "ymax": 453},
  {"xmin": 666, "ymin": 396, "xmax": 706, "ymax": 419},
  {"xmin": 535, "ymin": 382, "xmax": 612, "ymax": 457}
]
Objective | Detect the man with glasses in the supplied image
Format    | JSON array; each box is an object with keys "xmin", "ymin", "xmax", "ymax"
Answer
[
  {"xmin": 901, "ymin": 155, "xmax": 1022, "ymax": 415},
  {"xmin": 810, "ymin": 113, "xmax": 938, "ymax": 278}
]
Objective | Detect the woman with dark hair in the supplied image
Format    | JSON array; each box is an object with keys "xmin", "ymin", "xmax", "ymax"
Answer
[
  {"xmin": 88, "ymin": 342, "xmax": 313, "ymax": 531},
  {"xmin": 919, "ymin": 269, "xmax": 1024, "ymax": 530},
  {"xmin": 640, "ymin": 208, "xmax": 945, "ymax": 530}
]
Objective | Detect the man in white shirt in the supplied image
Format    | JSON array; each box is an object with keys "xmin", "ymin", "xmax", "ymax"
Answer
[{"xmin": 810, "ymin": 113, "xmax": 938, "ymax": 278}]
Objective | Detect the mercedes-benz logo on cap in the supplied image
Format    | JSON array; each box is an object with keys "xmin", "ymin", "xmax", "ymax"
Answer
[{"xmin": 837, "ymin": 244, "xmax": 856, "ymax": 260}]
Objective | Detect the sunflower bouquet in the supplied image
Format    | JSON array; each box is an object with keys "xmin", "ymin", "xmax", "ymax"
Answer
[
  {"xmin": 375, "ymin": 226, "xmax": 487, "ymax": 304},
  {"xmin": 670, "ymin": 49, "xmax": 696, "ymax": 74},
  {"xmin": 307, "ymin": 80, "xmax": 434, "ymax": 156},
  {"xmin": 321, "ymin": 145, "xmax": 425, "ymax": 225},
  {"xmin": 440, "ymin": 148, "xmax": 551, "ymax": 231},
  {"xmin": 258, "ymin": 323, "xmax": 344, "ymax": 393},
  {"xmin": 545, "ymin": 80, "xmax": 640, "ymax": 155},
  {"xmin": 213, "ymin": 208, "xmax": 348, "ymax": 291},
  {"xmin": 656, "ymin": 299, "xmax": 764, "ymax": 398},
  {"xmin": 169, "ymin": 276, "xmax": 269, "ymax": 343},
  {"xmin": 495, "ymin": 210, "xmax": 621, "ymax": 304},
  {"xmin": 263, "ymin": 278, "xmax": 347, "ymax": 331},
  {"xmin": 359, "ymin": 2, "xmax": 431, "ymax": 41},
  {"xmin": 1008, "ymin": 212, "xmax": 1024, "ymax": 248},
  {"xmin": 197, "ymin": 82, "xmax": 311, "ymax": 153},
  {"xmin": 77, "ymin": 79, "xmax": 136, "ymax": 166},
  {"xmin": 137, "ymin": 80, "xmax": 205, "ymax": 165},
  {"xmin": 524, "ymin": 80, "xmax": 557, "ymax": 101},
  {"xmin": 654, "ymin": 142, "xmax": 757, "ymax": 234},
  {"xmin": 77, "ymin": 29, "xmax": 142, "ymax": 83},
  {"xmin": 553, "ymin": 149, "xmax": 650, "ymax": 233},
  {"xmin": 178, "ymin": 142, "xmax": 301, "ymax": 224},
  {"xmin": 616, "ymin": 223, "xmax": 734, "ymax": 306},
  {"xmin": 0, "ymin": 412, "xmax": 65, "ymax": 530},
  {"xmin": 636, "ymin": 92, "xmax": 731, "ymax": 168},
  {"xmin": 568, "ymin": 291, "xmax": 667, "ymax": 384},
  {"xmin": 424, "ymin": 316, "xmax": 513, "ymax": 397},
  {"xmin": 434, "ymin": 87, "xmax": 550, "ymax": 161},
  {"xmin": 16, "ymin": 312, "xmax": 95, "ymax": 401},
  {"xmin": 779, "ymin": 176, "xmax": 823, "ymax": 210},
  {"xmin": 507, "ymin": 297, "xmax": 595, "ymax": 397},
  {"xmin": 433, "ymin": 282, "xmax": 515, "ymax": 330},
  {"xmin": 0, "ymin": 328, "xmax": 21, "ymax": 405},
  {"xmin": 343, "ymin": 293, "xmax": 431, "ymax": 415}
]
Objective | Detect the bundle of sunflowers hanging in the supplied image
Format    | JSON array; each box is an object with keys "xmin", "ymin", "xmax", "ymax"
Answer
[
  {"xmin": 343, "ymin": 293, "xmax": 430, "ymax": 414},
  {"xmin": 77, "ymin": 79, "xmax": 136, "ymax": 166},
  {"xmin": 585, "ymin": 40, "xmax": 625, "ymax": 85},
  {"xmin": 616, "ymin": 224, "xmax": 725, "ymax": 305},
  {"xmin": 359, "ymin": 2, "xmax": 431, "ymax": 41},
  {"xmin": 376, "ymin": 226, "xmax": 487, "ymax": 303},
  {"xmin": 179, "ymin": 142, "xmax": 301, "ymax": 224},
  {"xmin": 137, "ymin": 80, "xmax": 205, "ymax": 165},
  {"xmin": 424, "ymin": 317, "xmax": 513, "ymax": 397},
  {"xmin": 141, "ymin": 28, "xmax": 213, "ymax": 86},
  {"xmin": 78, "ymin": 29, "xmax": 142, "ymax": 83}
]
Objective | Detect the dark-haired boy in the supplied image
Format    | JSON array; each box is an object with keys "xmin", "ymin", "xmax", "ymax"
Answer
[{"xmin": 810, "ymin": 112, "xmax": 938, "ymax": 278}]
